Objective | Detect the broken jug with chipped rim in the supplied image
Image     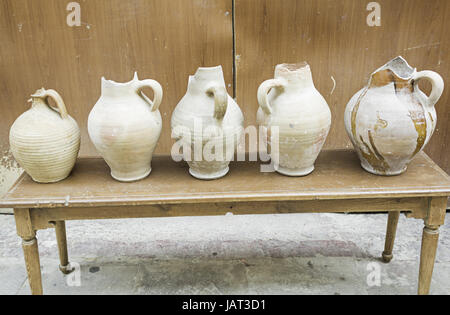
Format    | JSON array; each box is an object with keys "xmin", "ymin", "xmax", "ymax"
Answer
[{"xmin": 344, "ymin": 56, "xmax": 444, "ymax": 176}]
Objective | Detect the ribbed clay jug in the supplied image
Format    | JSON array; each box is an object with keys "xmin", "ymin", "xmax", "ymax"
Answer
[
  {"xmin": 257, "ymin": 63, "xmax": 331, "ymax": 176},
  {"xmin": 171, "ymin": 66, "xmax": 244, "ymax": 180},
  {"xmin": 88, "ymin": 73, "xmax": 163, "ymax": 182},
  {"xmin": 344, "ymin": 56, "xmax": 444, "ymax": 175},
  {"xmin": 10, "ymin": 88, "xmax": 80, "ymax": 183}
]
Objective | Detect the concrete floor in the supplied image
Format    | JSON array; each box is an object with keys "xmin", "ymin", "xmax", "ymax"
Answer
[{"xmin": 0, "ymin": 212, "xmax": 449, "ymax": 295}]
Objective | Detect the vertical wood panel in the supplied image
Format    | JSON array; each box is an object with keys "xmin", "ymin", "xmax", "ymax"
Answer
[
  {"xmin": 0, "ymin": 0, "xmax": 234, "ymax": 157},
  {"xmin": 235, "ymin": 0, "xmax": 450, "ymax": 173}
]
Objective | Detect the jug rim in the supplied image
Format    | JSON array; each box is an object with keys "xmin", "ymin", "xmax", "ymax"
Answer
[
  {"xmin": 101, "ymin": 72, "xmax": 139, "ymax": 88},
  {"xmin": 274, "ymin": 62, "xmax": 313, "ymax": 85},
  {"xmin": 372, "ymin": 56, "xmax": 416, "ymax": 81},
  {"xmin": 30, "ymin": 88, "xmax": 48, "ymax": 98},
  {"xmin": 193, "ymin": 66, "xmax": 224, "ymax": 80},
  {"xmin": 196, "ymin": 65, "xmax": 223, "ymax": 72},
  {"xmin": 276, "ymin": 62, "xmax": 310, "ymax": 73}
]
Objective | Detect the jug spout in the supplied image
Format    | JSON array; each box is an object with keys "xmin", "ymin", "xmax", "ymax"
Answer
[{"xmin": 369, "ymin": 56, "xmax": 416, "ymax": 88}]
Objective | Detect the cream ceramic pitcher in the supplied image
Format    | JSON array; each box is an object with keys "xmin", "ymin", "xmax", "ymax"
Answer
[
  {"xmin": 10, "ymin": 88, "xmax": 81, "ymax": 183},
  {"xmin": 257, "ymin": 63, "xmax": 331, "ymax": 176},
  {"xmin": 88, "ymin": 73, "xmax": 163, "ymax": 182},
  {"xmin": 171, "ymin": 66, "xmax": 244, "ymax": 180},
  {"xmin": 344, "ymin": 56, "xmax": 444, "ymax": 175}
]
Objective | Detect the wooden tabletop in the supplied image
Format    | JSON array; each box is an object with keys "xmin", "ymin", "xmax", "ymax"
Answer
[{"xmin": 1, "ymin": 150, "xmax": 450, "ymax": 209}]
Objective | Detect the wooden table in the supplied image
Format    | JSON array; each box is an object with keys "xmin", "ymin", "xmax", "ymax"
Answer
[{"xmin": 1, "ymin": 150, "xmax": 449, "ymax": 295}]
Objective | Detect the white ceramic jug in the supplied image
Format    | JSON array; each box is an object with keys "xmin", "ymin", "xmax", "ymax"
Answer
[
  {"xmin": 171, "ymin": 66, "xmax": 244, "ymax": 180},
  {"xmin": 10, "ymin": 88, "xmax": 80, "ymax": 183},
  {"xmin": 88, "ymin": 73, "xmax": 163, "ymax": 182},
  {"xmin": 257, "ymin": 63, "xmax": 331, "ymax": 176},
  {"xmin": 344, "ymin": 56, "xmax": 444, "ymax": 175}
]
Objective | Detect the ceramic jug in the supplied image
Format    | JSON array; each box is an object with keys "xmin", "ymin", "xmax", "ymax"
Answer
[
  {"xmin": 88, "ymin": 73, "xmax": 163, "ymax": 182},
  {"xmin": 171, "ymin": 66, "xmax": 244, "ymax": 180},
  {"xmin": 257, "ymin": 63, "xmax": 331, "ymax": 176},
  {"xmin": 10, "ymin": 88, "xmax": 80, "ymax": 183},
  {"xmin": 344, "ymin": 56, "xmax": 444, "ymax": 176}
]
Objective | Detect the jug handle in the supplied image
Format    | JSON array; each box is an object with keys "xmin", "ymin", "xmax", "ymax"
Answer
[
  {"xmin": 257, "ymin": 79, "xmax": 286, "ymax": 115},
  {"xmin": 31, "ymin": 89, "xmax": 69, "ymax": 119},
  {"xmin": 206, "ymin": 86, "xmax": 228, "ymax": 121},
  {"xmin": 136, "ymin": 79, "xmax": 163, "ymax": 112},
  {"xmin": 413, "ymin": 71, "xmax": 444, "ymax": 107}
]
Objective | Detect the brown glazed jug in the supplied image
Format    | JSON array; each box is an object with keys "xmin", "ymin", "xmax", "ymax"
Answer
[{"xmin": 344, "ymin": 56, "xmax": 444, "ymax": 175}]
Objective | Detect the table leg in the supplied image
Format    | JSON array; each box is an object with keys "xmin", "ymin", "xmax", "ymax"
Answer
[
  {"xmin": 14, "ymin": 209, "xmax": 43, "ymax": 295},
  {"xmin": 418, "ymin": 224, "xmax": 440, "ymax": 295},
  {"xmin": 54, "ymin": 221, "xmax": 73, "ymax": 274},
  {"xmin": 417, "ymin": 197, "xmax": 447, "ymax": 295},
  {"xmin": 22, "ymin": 236, "xmax": 43, "ymax": 295},
  {"xmin": 382, "ymin": 211, "xmax": 400, "ymax": 263}
]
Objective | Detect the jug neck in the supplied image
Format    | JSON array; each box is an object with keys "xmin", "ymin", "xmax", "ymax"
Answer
[
  {"xmin": 30, "ymin": 97, "xmax": 48, "ymax": 109},
  {"xmin": 369, "ymin": 56, "xmax": 416, "ymax": 89},
  {"xmin": 188, "ymin": 66, "xmax": 226, "ymax": 93},
  {"xmin": 101, "ymin": 75, "xmax": 139, "ymax": 98},
  {"xmin": 274, "ymin": 63, "xmax": 314, "ymax": 89}
]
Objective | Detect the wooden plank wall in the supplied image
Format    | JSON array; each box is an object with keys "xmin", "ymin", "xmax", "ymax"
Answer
[
  {"xmin": 235, "ymin": 0, "xmax": 450, "ymax": 173},
  {"xmin": 0, "ymin": 0, "xmax": 234, "ymax": 157},
  {"xmin": 0, "ymin": 0, "xmax": 449, "ymax": 173}
]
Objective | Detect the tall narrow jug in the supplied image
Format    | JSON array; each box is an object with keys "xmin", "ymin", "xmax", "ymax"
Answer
[
  {"xmin": 257, "ymin": 63, "xmax": 331, "ymax": 176},
  {"xmin": 171, "ymin": 66, "xmax": 244, "ymax": 180}
]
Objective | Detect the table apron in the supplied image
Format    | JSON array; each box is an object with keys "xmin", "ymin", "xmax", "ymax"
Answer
[{"xmin": 28, "ymin": 197, "xmax": 430, "ymax": 230}]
